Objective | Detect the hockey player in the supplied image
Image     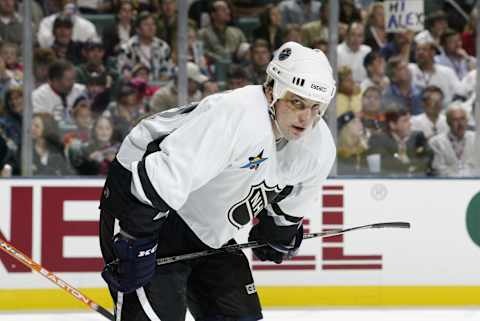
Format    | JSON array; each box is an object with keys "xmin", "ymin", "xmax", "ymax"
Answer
[{"xmin": 99, "ymin": 41, "xmax": 336, "ymax": 321}]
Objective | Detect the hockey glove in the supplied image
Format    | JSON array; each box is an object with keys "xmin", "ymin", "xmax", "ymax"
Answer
[
  {"xmin": 101, "ymin": 233, "xmax": 158, "ymax": 293},
  {"xmin": 249, "ymin": 222, "xmax": 304, "ymax": 264}
]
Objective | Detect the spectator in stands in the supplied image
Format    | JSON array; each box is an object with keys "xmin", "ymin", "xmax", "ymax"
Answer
[
  {"xmin": 127, "ymin": 64, "xmax": 161, "ymax": 108},
  {"xmin": 20, "ymin": 0, "xmax": 44, "ymax": 34},
  {"xmin": 37, "ymin": 1, "xmax": 98, "ymax": 49},
  {"xmin": 411, "ymin": 86, "xmax": 448, "ymax": 140},
  {"xmin": 367, "ymin": 107, "xmax": 432, "ymax": 176},
  {"xmin": 117, "ymin": 11, "xmax": 174, "ymax": 82},
  {"xmin": 70, "ymin": 115, "xmax": 118, "ymax": 175},
  {"xmin": 0, "ymin": 42, "xmax": 22, "ymax": 86},
  {"xmin": 120, "ymin": 0, "xmax": 159, "ymax": 12},
  {"xmin": 301, "ymin": 0, "xmax": 328, "ymax": 49},
  {"xmin": 336, "ymin": 65, "xmax": 361, "ymax": 116},
  {"xmin": 0, "ymin": 133, "xmax": 9, "ymax": 176},
  {"xmin": 150, "ymin": 62, "xmax": 208, "ymax": 113},
  {"xmin": 85, "ymin": 71, "xmax": 112, "ymax": 115},
  {"xmin": 337, "ymin": 111, "xmax": 369, "ymax": 175},
  {"xmin": 85, "ymin": 116, "xmax": 119, "ymax": 175},
  {"xmin": 361, "ymin": 50, "xmax": 389, "ymax": 92},
  {"xmin": 32, "ymin": 60, "xmax": 86, "ymax": 127},
  {"xmin": 337, "ymin": 22, "xmax": 371, "ymax": 85},
  {"xmin": 360, "ymin": 85, "xmax": 384, "ymax": 136},
  {"xmin": 435, "ymin": 28, "xmax": 475, "ymax": 81},
  {"xmin": 380, "ymin": 29, "xmax": 415, "ymax": 62},
  {"xmin": 187, "ymin": 25, "xmax": 208, "ymax": 73},
  {"xmin": 33, "ymin": 48, "xmax": 57, "ymax": 88},
  {"xmin": 64, "ymin": 95, "xmax": 93, "ymax": 145},
  {"xmin": 364, "ymin": 2, "xmax": 386, "ymax": 51},
  {"xmin": 227, "ymin": 65, "xmax": 251, "ymax": 90},
  {"xmin": 155, "ymin": 0, "xmax": 178, "ymax": 48},
  {"xmin": 0, "ymin": 85, "xmax": 22, "ymax": 174},
  {"xmin": 76, "ymin": 39, "xmax": 118, "ymax": 90},
  {"xmin": 244, "ymin": 39, "xmax": 271, "ymax": 85},
  {"xmin": 277, "ymin": 0, "xmax": 321, "ymax": 25},
  {"xmin": 103, "ymin": 84, "xmax": 144, "ymax": 140},
  {"xmin": 50, "ymin": 14, "xmax": 84, "ymax": 64},
  {"xmin": 202, "ymin": 80, "xmax": 219, "ymax": 97},
  {"xmin": 0, "ymin": 0, "xmax": 22, "ymax": 48},
  {"xmin": 414, "ymin": 11, "xmax": 448, "ymax": 52},
  {"xmin": 311, "ymin": 37, "xmax": 328, "ymax": 53},
  {"xmin": 252, "ymin": 4, "xmax": 284, "ymax": 51},
  {"xmin": 102, "ymin": 0, "xmax": 135, "ymax": 58},
  {"xmin": 462, "ymin": 8, "xmax": 477, "ymax": 56},
  {"xmin": 283, "ymin": 23, "xmax": 303, "ymax": 45},
  {"xmin": 430, "ymin": 104, "xmax": 477, "ymax": 177},
  {"xmin": 409, "ymin": 41, "xmax": 464, "ymax": 105},
  {"xmin": 383, "ymin": 56, "xmax": 423, "ymax": 116},
  {"xmin": 76, "ymin": 0, "xmax": 113, "ymax": 14},
  {"xmin": 198, "ymin": 0, "xmax": 247, "ymax": 64},
  {"xmin": 31, "ymin": 112, "xmax": 73, "ymax": 176},
  {"xmin": 339, "ymin": 0, "xmax": 362, "ymax": 25}
]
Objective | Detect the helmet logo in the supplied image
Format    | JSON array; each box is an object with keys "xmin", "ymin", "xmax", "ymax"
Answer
[
  {"xmin": 278, "ymin": 48, "xmax": 291, "ymax": 61},
  {"xmin": 311, "ymin": 83, "xmax": 327, "ymax": 92}
]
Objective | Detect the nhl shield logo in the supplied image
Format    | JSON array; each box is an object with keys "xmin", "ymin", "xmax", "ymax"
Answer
[{"xmin": 227, "ymin": 181, "xmax": 282, "ymax": 229}]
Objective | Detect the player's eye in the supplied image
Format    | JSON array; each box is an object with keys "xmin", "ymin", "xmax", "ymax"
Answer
[{"xmin": 291, "ymin": 99, "xmax": 304, "ymax": 109}]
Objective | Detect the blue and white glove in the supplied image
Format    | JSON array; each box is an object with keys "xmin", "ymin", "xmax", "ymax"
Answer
[
  {"xmin": 102, "ymin": 233, "xmax": 158, "ymax": 293},
  {"xmin": 249, "ymin": 221, "xmax": 304, "ymax": 264}
]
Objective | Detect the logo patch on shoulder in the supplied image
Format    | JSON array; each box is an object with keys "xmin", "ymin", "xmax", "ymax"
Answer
[{"xmin": 240, "ymin": 150, "xmax": 268, "ymax": 170}]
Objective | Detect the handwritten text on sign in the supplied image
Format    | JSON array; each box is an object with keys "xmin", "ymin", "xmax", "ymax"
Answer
[{"xmin": 385, "ymin": 0, "xmax": 424, "ymax": 32}]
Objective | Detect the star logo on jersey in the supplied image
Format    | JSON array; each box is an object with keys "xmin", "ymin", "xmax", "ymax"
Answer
[{"xmin": 241, "ymin": 150, "xmax": 268, "ymax": 170}]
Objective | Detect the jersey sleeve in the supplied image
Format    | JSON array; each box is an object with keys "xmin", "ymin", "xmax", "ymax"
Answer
[{"xmin": 129, "ymin": 96, "xmax": 260, "ymax": 211}]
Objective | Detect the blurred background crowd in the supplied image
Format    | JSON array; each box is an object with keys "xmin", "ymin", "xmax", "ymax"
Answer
[{"xmin": 0, "ymin": 0, "xmax": 478, "ymax": 177}]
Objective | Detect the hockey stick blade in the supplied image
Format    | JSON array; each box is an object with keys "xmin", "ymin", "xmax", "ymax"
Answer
[
  {"xmin": 0, "ymin": 238, "xmax": 114, "ymax": 321},
  {"xmin": 156, "ymin": 221, "xmax": 410, "ymax": 266}
]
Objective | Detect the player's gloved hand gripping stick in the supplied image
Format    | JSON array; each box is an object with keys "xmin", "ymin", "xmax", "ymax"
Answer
[
  {"xmin": 102, "ymin": 232, "xmax": 158, "ymax": 294},
  {"xmin": 248, "ymin": 221, "xmax": 304, "ymax": 264}
]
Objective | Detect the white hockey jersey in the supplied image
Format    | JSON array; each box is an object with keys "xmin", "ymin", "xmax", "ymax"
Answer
[{"xmin": 116, "ymin": 85, "xmax": 336, "ymax": 248}]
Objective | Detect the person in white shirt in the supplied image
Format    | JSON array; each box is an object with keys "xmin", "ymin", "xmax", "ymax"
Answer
[
  {"xmin": 411, "ymin": 85, "xmax": 449, "ymax": 139},
  {"xmin": 37, "ymin": 1, "xmax": 98, "ymax": 48},
  {"xmin": 408, "ymin": 41, "xmax": 465, "ymax": 105},
  {"xmin": 277, "ymin": 0, "xmax": 321, "ymax": 25},
  {"xmin": 99, "ymin": 42, "xmax": 336, "ymax": 321},
  {"xmin": 435, "ymin": 28, "xmax": 475, "ymax": 81},
  {"xmin": 32, "ymin": 60, "xmax": 86, "ymax": 128},
  {"xmin": 430, "ymin": 104, "xmax": 478, "ymax": 177},
  {"xmin": 337, "ymin": 22, "xmax": 372, "ymax": 85}
]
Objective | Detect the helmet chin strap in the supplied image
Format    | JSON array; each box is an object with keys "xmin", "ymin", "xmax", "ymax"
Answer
[{"xmin": 268, "ymin": 99, "xmax": 290, "ymax": 149}]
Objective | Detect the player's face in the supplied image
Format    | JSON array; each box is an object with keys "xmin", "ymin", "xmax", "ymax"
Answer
[{"xmin": 275, "ymin": 91, "xmax": 323, "ymax": 140}]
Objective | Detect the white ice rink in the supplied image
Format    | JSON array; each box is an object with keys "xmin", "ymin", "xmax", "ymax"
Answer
[{"xmin": 2, "ymin": 309, "xmax": 480, "ymax": 321}]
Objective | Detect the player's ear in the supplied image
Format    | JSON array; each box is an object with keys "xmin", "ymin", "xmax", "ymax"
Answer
[{"xmin": 264, "ymin": 85, "xmax": 273, "ymax": 104}]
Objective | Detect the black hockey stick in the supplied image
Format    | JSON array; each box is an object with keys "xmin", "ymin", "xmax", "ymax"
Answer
[
  {"xmin": 0, "ymin": 237, "xmax": 114, "ymax": 321},
  {"xmin": 156, "ymin": 221, "xmax": 410, "ymax": 266}
]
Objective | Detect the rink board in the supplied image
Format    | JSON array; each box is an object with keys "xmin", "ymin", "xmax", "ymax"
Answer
[{"xmin": 1, "ymin": 178, "xmax": 480, "ymax": 310}]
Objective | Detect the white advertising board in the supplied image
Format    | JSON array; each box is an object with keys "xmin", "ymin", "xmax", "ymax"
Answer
[{"xmin": 0, "ymin": 178, "xmax": 480, "ymax": 307}]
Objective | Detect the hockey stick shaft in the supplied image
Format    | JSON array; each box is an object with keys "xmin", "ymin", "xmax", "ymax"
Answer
[
  {"xmin": 0, "ymin": 238, "xmax": 114, "ymax": 321},
  {"xmin": 156, "ymin": 221, "xmax": 410, "ymax": 266}
]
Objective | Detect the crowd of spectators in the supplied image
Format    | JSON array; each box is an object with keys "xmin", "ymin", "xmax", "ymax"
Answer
[{"xmin": 0, "ymin": 0, "xmax": 478, "ymax": 177}]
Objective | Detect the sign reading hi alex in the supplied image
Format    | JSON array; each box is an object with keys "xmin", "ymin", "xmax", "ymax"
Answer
[{"xmin": 385, "ymin": 0, "xmax": 424, "ymax": 32}]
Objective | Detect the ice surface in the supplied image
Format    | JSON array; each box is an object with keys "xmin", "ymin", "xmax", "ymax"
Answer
[{"xmin": 2, "ymin": 309, "xmax": 480, "ymax": 321}]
